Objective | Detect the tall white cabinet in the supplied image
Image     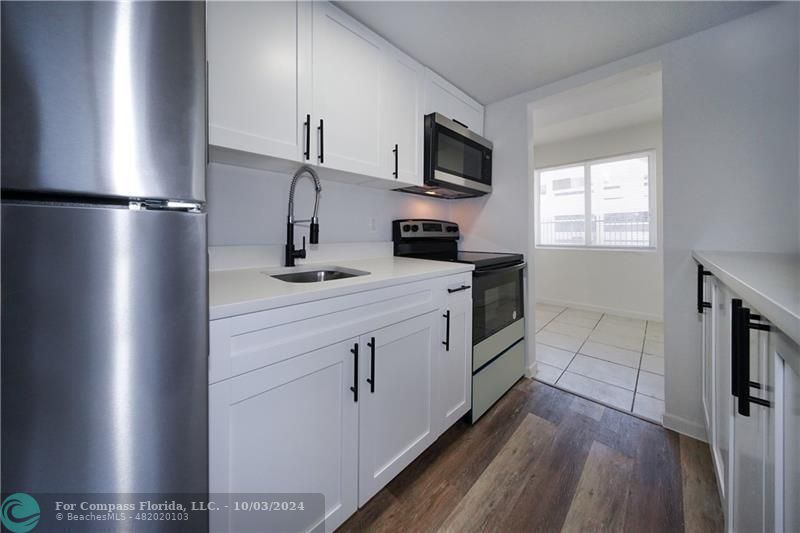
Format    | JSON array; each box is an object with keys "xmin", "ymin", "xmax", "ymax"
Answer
[
  {"xmin": 698, "ymin": 260, "xmax": 800, "ymax": 533},
  {"xmin": 207, "ymin": 1, "xmax": 482, "ymax": 189}
]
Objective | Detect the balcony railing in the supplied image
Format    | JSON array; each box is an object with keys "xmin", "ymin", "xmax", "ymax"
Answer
[{"xmin": 538, "ymin": 216, "xmax": 651, "ymax": 247}]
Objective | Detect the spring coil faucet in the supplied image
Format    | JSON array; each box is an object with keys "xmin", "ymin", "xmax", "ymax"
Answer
[{"xmin": 285, "ymin": 165, "xmax": 322, "ymax": 267}]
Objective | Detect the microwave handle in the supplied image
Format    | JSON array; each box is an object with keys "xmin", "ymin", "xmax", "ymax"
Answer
[{"xmin": 473, "ymin": 262, "xmax": 526, "ymax": 277}]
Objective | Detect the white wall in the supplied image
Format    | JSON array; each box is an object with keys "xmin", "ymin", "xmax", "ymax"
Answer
[
  {"xmin": 207, "ymin": 162, "xmax": 451, "ymax": 246},
  {"xmin": 533, "ymin": 121, "xmax": 664, "ymax": 320},
  {"xmin": 661, "ymin": 4, "xmax": 799, "ymax": 437},
  {"xmin": 460, "ymin": 4, "xmax": 800, "ymax": 439}
]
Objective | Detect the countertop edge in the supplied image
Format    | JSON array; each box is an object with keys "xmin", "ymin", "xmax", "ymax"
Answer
[
  {"xmin": 209, "ymin": 261, "xmax": 475, "ymax": 321},
  {"xmin": 693, "ymin": 250, "xmax": 800, "ymax": 347}
]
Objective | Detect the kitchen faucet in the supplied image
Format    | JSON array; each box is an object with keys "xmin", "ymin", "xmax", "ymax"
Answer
[{"xmin": 285, "ymin": 165, "xmax": 322, "ymax": 267}]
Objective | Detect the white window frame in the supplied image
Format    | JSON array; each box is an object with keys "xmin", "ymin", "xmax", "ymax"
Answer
[{"xmin": 534, "ymin": 149, "xmax": 657, "ymax": 251}]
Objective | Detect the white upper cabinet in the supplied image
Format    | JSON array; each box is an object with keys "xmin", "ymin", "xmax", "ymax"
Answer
[
  {"xmin": 423, "ymin": 68, "xmax": 485, "ymax": 135},
  {"xmin": 379, "ymin": 48, "xmax": 424, "ymax": 186},
  {"xmin": 207, "ymin": 1, "xmax": 482, "ymax": 188},
  {"xmin": 207, "ymin": 1, "xmax": 307, "ymax": 162},
  {"xmin": 312, "ymin": 2, "xmax": 383, "ymax": 177}
]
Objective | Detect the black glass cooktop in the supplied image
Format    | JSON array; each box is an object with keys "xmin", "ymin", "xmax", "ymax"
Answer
[{"xmin": 408, "ymin": 250, "xmax": 523, "ymax": 270}]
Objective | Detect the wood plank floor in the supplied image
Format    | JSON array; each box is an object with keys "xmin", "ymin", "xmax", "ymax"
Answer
[{"xmin": 339, "ymin": 378, "xmax": 723, "ymax": 533}]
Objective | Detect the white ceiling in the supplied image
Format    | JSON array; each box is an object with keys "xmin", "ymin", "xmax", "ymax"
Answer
[
  {"xmin": 336, "ymin": 1, "xmax": 770, "ymax": 104},
  {"xmin": 533, "ymin": 64, "xmax": 662, "ymax": 145}
]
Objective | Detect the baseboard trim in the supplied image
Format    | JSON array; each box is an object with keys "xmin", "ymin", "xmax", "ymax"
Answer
[
  {"xmin": 662, "ymin": 412, "xmax": 707, "ymax": 442},
  {"xmin": 525, "ymin": 361, "xmax": 538, "ymax": 378},
  {"xmin": 536, "ymin": 297, "xmax": 663, "ymax": 322}
]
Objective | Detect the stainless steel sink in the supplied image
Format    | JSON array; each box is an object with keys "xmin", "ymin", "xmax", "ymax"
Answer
[{"xmin": 267, "ymin": 266, "xmax": 370, "ymax": 283}]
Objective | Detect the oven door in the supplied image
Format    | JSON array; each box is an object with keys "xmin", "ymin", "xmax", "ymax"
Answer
[
  {"xmin": 472, "ymin": 262, "xmax": 525, "ymax": 345},
  {"xmin": 425, "ymin": 113, "xmax": 492, "ymax": 195}
]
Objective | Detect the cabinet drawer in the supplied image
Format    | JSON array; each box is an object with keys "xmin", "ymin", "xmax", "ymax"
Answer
[
  {"xmin": 210, "ymin": 274, "xmax": 469, "ymax": 383},
  {"xmin": 472, "ymin": 339, "xmax": 525, "ymax": 420}
]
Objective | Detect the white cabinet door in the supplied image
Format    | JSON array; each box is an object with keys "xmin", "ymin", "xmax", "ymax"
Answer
[
  {"xmin": 423, "ymin": 68, "xmax": 484, "ymax": 135},
  {"xmin": 312, "ymin": 2, "xmax": 383, "ymax": 177},
  {"xmin": 713, "ymin": 285, "xmax": 734, "ymax": 511},
  {"xmin": 702, "ymin": 276, "xmax": 716, "ymax": 440},
  {"xmin": 730, "ymin": 302, "xmax": 772, "ymax": 533},
  {"xmin": 380, "ymin": 48, "xmax": 424, "ymax": 186},
  {"xmin": 358, "ymin": 311, "xmax": 438, "ymax": 505},
  {"xmin": 437, "ymin": 282, "xmax": 472, "ymax": 432},
  {"xmin": 208, "ymin": 1, "xmax": 308, "ymax": 162},
  {"xmin": 209, "ymin": 339, "xmax": 358, "ymax": 532},
  {"xmin": 768, "ymin": 330, "xmax": 800, "ymax": 533}
]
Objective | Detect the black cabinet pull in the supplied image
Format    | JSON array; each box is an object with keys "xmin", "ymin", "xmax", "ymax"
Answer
[
  {"xmin": 303, "ymin": 114, "xmax": 310, "ymax": 160},
  {"xmin": 697, "ymin": 264, "xmax": 712, "ymax": 313},
  {"xmin": 393, "ymin": 144, "xmax": 398, "ymax": 179},
  {"xmin": 732, "ymin": 301, "xmax": 771, "ymax": 416},
  {"xmin": 447, "ymin": 285, "xmax": 471, "ymax": 293},
  {"xmin": 366, "ymin": 337, "xmax": 375, "ymax": 393},
  {"xmin": 443, "ymin": 310, "xmax": 451, "ymax": 351},
  {"xmin": 349, "ymin": 343, "xmax": 358, "ymax": 402},
  {"xmin": 318, "ymin": 119, "xmax": 324, "ymax": 164},
  {"xmin": 731, "ymin": 298, "xmax": 742, "ymax": 397}
]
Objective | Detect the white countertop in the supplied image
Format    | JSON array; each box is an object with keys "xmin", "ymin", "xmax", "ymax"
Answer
[
  {"xmin": 209, "ymin": 256, "xmax": 474, "ymax": 320},
  {"xmin": 693, "ymin": 250, "xmax": 800, "ymax": 345}
]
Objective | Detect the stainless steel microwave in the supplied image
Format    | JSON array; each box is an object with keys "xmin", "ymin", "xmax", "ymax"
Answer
[{"xmin": 398, "ymin": 113, "xmax": 493, "ymax": 199}]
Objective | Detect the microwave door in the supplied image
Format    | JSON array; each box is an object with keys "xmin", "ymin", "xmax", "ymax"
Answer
[
  {"xmin": 424, "ymin": 113, "xmax": 493, "ymax": 196},
  {"xmin": 434, "ymin": 129, "xmax": 492, "ymax": 193}
]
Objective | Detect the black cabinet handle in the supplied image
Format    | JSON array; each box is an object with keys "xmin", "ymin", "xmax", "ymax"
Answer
[
  {"xmin": 448, "ymin": 285, "xmax": 471, "ymax": 293},
  {"xmin": 443, "ymin": 310, "xmax": 451, "ymax": 351},
  {"xmin": 697, "ymin": 264, "xmax": 712, "ymax": 313},
  {"xmin": 366, "ymin": 337, "xmax": 375, "ymax": 393},
  {"xmin": 349, "ymin": 343, "xmax": 358, "ymax": 402},
  {"xmin": 732, "ymin": 300, "xmax": 771, "ymax": 416},
  {"xmin": 303, "ymin": 114, "xmax": 310, "ymax": 160},
  {"xmin": 393, "ymin": 144, "xmax": 398, "ymax": 179},
  {"xmin": 318, "ymin": 119, "xmax": 324, "ymax": 164},
  {"xmin": 731, "ymin": 298, "xmax": 742, "ymax": 397}
]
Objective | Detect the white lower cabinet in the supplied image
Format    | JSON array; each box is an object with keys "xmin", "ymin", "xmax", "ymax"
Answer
[
  {"xmin": 698, "ymin": 263, "xmax": 800, "ymax": 532},
  {"xmin": 713, "ymin": 283, "xmax": 733, "ymax": 510},
  {"xmin": 437, "ymin": 282, "xmax": 473, "ymax": 430},
  {"xmin": 210, "ymin": 273, "xmax": 472, "ymax": 531},
  {"xmin": 767, "ymin": 329, "xmax": 800, "ymax": 533},
  {"xmin": 209, "ymin": 338, "xmax": 359, "ymax": 532},
  {"xmin": 357, "ymin": 311, "xmax": 438, "ymax": 504}
]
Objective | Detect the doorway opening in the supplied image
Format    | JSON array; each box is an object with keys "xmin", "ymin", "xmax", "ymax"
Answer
[{"xmin": 528, "ymin": 64, "xmax": 665, "ymax": 422}]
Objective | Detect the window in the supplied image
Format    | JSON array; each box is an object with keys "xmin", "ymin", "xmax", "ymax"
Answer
[{"xmin": 536, "ymin": 151, "xmax": 656, "ymax": 249}]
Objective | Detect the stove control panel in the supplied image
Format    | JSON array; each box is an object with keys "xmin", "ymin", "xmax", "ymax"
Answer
[{"xmin": 393, "ymin": 219, "xmax": 459, "ymax": 240}]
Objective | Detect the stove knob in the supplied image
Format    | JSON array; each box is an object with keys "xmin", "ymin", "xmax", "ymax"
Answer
[
  {"xmin": 411, "ymin": 225, "xmax": 419, "ymax": 232},
  {"xmin": 402, "ymin": 224, "xmax": 411, "ymax": 232}
]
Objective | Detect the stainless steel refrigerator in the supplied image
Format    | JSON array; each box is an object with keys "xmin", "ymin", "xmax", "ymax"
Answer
[{"xmin": 1, "ymin": 0, "xmax": 208, "ymax": 499}]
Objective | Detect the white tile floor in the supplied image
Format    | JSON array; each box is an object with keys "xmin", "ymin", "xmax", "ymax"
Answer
[{"xmin": 533, "ymin": 304, "xmax": 665, "ymax": 424}]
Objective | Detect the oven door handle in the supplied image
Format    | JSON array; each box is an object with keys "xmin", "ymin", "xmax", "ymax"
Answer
[{"xmin": 473, "ymin": 262, "xmax": 526, "ymax": 276}]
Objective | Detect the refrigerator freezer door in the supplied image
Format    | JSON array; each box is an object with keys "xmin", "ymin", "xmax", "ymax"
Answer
[
  {"xmin": 1, "ymin": 202, "xmax": 208, "ymax": 494},
  {"xmin": 1, "ymin": 2, "xmax": 206, "ymax": 202}
]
